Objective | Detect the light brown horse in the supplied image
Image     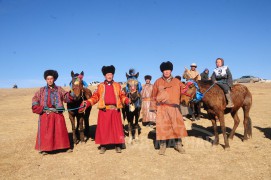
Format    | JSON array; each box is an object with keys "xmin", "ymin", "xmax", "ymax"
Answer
[
  {"xmin": 181, "ymin": 79, "xmax": 252, "ymax": 149},
  {"xmin": 67, "ymin": 71, "xmax": 92, "ymax": 144}
]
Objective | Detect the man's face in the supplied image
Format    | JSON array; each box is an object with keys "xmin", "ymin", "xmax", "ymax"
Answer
[
  {"xmin": 105, "ymin": 73, "xmax": 114, "ymax": 82},
  {"xmin": 145, "ymin": 79, "xmax": 151, "ymax": 84},
  {"xmin": 163, "ymin": 70, "xmax": 172, "ymax": 78},
  {"xmin": 46, "ymin": 76, "xmax": 54, "ymax": 86},
  {"xmin": 191, "ymin": 66, "xmax": 196, "ymax": 71}
]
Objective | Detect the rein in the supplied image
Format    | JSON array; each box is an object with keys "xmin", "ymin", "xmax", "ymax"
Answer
[
  {"xmin": 202, "ymin": 83, "xmax": 216, "ymax": 96},
  {"xmin": 182, "ymin": 81, "xmax": 216, "ymax": 102}
]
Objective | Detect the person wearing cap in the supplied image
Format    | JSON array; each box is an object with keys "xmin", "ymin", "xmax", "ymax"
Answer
[
  {"xmin": 182, "ymin": 63, "xmax": 201, "ymax": 81},
  {"xmin": 79, "ymin": 65, "xmax": 130, "ymax": 154},
  {"xmin": 211, "ymin": 58, "xmax": 234, "ymax": 108},
  {"xmin": 150, "ymin": 61, "xmax": 188, "ymax": 155},
  {"xmin": 200, "ymin": 68, "xmax": 210, "ymax": 81},
  {"xmin": 183, "ymin": 63, "xmax": 202, "ymax": 120},
  {"xmin": 32, "ymin": 70, "xmax": 74, "ymax": 155},
  {"xmin": 141, "ymin": 75, "xmax": 156, "ymax": 127}
]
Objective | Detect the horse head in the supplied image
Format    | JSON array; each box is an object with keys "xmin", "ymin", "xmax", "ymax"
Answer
[
  {"xmin": 70, "ymin": 71, "xmax": 84, "ymax": 101},
  {"xmin": 125, "ymin": 69, "xmax": 141, "ymax": 111},
  {"xmin": 180, "ymin": 81, "xmax": 197, "ymax": 106}
]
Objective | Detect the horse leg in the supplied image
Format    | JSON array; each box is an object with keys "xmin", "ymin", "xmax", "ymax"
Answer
[
  {"xmin": 190, "ymin": 102, "xmax": 196, "ymax": 121},
  {"xmin": 78, "ymin": 115, "xmax": 85, "ymax": 143},
  {"xmin": 134, "ymin": 111, "xmax": 139, "ymax": 142},
  {"xmin": 228, "ymin": 111, "xmax": 240, "ymax": 140},
  {"xmin": 218, "ymin": 113, "xmax": 230, "ymax": 149},
  {"xmin": 243, "ymin": 104, "xmax": 252, "ymax": 140},
  {"xmin": 127, "ymin": 114, "xmax": 133, "ymax": 144},
  {"xmin": 195, "ymin": 102, "xmax": 201, "ymax": 120},
  {"xmin": 211, "ymin": 118, "xmax": 219, "ymax": 145},
  {"xmin": 69, "ymin": 113, "xmax": 78, "ymax": 144},
  {"xmin": 84, "ymin": 107, "xmax": 91, "ymax": 139}
]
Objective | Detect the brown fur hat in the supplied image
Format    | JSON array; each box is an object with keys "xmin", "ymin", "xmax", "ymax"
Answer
[
  {"xmin": 44, "ymin": 70, "xmax": 58, "ymax": 80},
  {"xmin": 144, "ymin": 75, "xmax": 152, "ymax": 80},
  {"xmin": 102, "ymin": 65, "xmax": 115, "ymax": 75},
  {"xmin": 175, "ymin": 75, "xmax": 181, "ymax": 81},
  {"xmin": 160, "ymin": 61, "xmax": 173, "ymax": 72}
]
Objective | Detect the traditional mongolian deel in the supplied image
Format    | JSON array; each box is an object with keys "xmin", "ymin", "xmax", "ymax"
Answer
[
  {"xmin": 141, "ymin": 83, "xmax": 156, "ymax": 123},
  {"xmin": 32, "ymin": 85, "xmax": 72, "ymax": 151},
  {"xmin": 86, "ymin": 81, "xmax": 128, "ymax": 145},
  {"xmin": 150, "ymin": 77, "xmax": 188, "ymax": 140}
]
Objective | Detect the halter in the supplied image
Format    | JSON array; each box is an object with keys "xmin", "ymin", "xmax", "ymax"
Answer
[
  {"xmin": 181, "ymin": 81, "xmax": 195, "ymax": 98},
  {"xmin": 181, "ymin": 80, "xmax": 202, "ymax": 103},
  {"xmin": 126, "ymin": 77, "xmax": 141, "ymax": 111}
]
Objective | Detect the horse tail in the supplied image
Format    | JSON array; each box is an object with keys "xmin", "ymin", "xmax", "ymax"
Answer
[
  {"xmin": 247, "ymin": 116, "xmax": 252, "ymax": 138},
  {"xmin": 245, "ymin": 86, "xmax": 252, "ymax": 138}
]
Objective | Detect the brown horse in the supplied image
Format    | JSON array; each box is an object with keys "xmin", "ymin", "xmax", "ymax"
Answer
[
  {"xmin": 67, "ymin": 71, "xmax": 92, "ymax": 144},
  {"xmin": 181, "ymin": 79, "xmax": 252, "ymax": 149}
]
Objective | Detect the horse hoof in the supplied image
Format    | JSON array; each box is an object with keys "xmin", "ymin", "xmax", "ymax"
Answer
[
  {"xmin": 225, "ymin": 146, "xmax": 230, "ymax": 151},
  {"xmin": 243, "ymin": 139, "xmax": 249, "ymax": 143},
  {"xmin": 212, "ymin": 141, "xmax": 219, "ymax": 146}
]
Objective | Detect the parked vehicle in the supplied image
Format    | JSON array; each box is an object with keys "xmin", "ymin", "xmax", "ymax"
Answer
[{"xmin": 233, "ymin": 76, "xmax": 261, "ymax": 83}]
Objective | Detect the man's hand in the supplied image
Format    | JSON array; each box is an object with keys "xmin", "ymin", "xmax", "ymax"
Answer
[
  {"xmin": 125, "ymin": 98, "xmax": 131, "ymax": 105},
  {"xmin": 78, "ymin": 100, "xmax": 91, "ymax": 113}
]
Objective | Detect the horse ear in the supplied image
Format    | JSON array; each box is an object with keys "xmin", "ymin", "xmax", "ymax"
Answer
[
  {"xmin": 80, "ymin": 71, "xmax": 84, "ymax": 76},
  {"xmin": 126, "ymin": 73, "xmax": 129, "ymax": 79},
  {"xmin": 71, "ymin": 71, "xmax": 74, "ymax": 77},
  {"xmin": 135, "ymin": 72, "xmax": 139, "ymax": 78}
]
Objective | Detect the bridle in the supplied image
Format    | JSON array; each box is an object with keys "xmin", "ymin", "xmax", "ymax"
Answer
[
  {"xmin": 181, "ymin": 81, "xmax": 197, "ymax": 102},
  {"xmin": 71, "ymin": 77, "xmax": 85, "ymax": 100}
]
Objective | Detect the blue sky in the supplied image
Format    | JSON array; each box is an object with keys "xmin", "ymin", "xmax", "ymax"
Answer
[{"xmin": 0, "ymin": 0, "xmax": 270, "ymax": 88}]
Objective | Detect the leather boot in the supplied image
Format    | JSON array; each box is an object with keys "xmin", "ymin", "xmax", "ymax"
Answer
[
  {"xmin": 115, "ymin": 145, "xmax": 122, "ymax": 153},
  {"xmin": 100, "ymin": 146, "xmax": 106, "ymax": 154},
  {"xmin": 158, "ymin": 141, "xmax": 166, "ymax": 155},
  {"xmin": 174, "ymin": 141, "xmax": 185, "ymax": 154},
  {"xmin": 225, "ymin": 92, "xmax": 234, "ymax": 108}
]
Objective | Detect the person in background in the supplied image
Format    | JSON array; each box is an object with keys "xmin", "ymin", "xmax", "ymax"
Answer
[
  {"xmin": 200, "ymin": 68, "xmax": 210, "ymax": 81},
  {"xmin": 32, "ymin": 70, "xmax": 74, "ymax": 155},
  {"xmin": 141, "ymin": 75, "xmax": 156, "ymax": 127},
  {"xmin": 183, "ymin": 63, "xmax": 201, "ymax": 81},
  {"xmin": 182, "ymin": 63, "xmax": 201, "ymax": 120}
]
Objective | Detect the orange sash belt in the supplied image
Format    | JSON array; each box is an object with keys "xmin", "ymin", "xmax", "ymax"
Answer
[
  {"xmin": 156, "ymin": 103, "xmax": 179, "ymax": 108},
  {"xmin": 105, "ymin": 105, "xmax": 118, "ymax": 110}
]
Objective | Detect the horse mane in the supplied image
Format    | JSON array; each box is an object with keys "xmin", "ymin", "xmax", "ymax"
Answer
[{"xmin": 198, "ymin": 80, "xmax": 213, "ymax": 85}]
